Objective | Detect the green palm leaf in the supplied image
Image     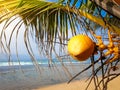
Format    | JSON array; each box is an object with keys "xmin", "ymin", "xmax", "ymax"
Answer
[
  {"xmin": 0, "ymin": 0, "xmax": 119, "ymax": 63},
  {"xmin": 0, "ymin": 0, "xmax": 120, "ymax": 90}
]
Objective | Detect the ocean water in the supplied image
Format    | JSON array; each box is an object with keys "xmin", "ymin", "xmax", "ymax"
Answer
[
  {"xmin": 0, "ymin": 59, "xmax": 90, "ymax": 67},
  {"xmin": 0, "ymin": 59, "xmax": 88, "ymax": 72},
  {"xmin": 0, "ymin": 54, "xmax": 100, "ymax": 72},
  {"xmin": 0, "ymin": 58, "xmax": 92, "ymax": 66}
]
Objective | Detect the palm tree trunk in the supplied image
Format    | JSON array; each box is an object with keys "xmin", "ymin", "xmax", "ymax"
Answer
[{"xmin": 91, "ymin": 0, "xmax": 120, "ymax": 19}]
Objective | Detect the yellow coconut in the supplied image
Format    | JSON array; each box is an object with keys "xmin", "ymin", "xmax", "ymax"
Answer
[{"xmin": 68, "ymin": 34, "xmax": 95, "ymax": 61}]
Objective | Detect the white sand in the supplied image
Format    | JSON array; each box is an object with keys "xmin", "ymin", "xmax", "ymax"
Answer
[{"xmin": 35, "ymin": 76, "xmax": 120, "ymax": 90}]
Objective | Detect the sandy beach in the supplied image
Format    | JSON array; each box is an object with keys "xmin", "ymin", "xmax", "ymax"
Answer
[
  {"xmin": 0, "ymin": 63, "xmax": 120, "ymax": 90},
  {"xmin": 35, "ymin": 76, "xmax": 120, "ymax": 90}
]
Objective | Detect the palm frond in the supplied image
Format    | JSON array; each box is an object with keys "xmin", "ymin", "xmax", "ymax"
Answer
[
  {"xmin": 0, "ymin": 0, "xmax": 120, "ymax": 58},
  {"xmin": 0, "ymin": 0, "xmax": 119, "ymax": 62},
  {"xmin": 0, "ymin": 1, "xmax": 120, "ymax": 89}
]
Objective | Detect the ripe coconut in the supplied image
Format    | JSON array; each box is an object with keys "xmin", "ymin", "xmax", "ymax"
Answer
[{"xmin": 68, "ymin": 34, "xmax": 95, "ymax": 61}]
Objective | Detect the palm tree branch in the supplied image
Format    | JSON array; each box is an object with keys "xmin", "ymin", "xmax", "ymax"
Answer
[{"xmin": 0, "ymin": 0, "xmax": 120, "ymax": 58}]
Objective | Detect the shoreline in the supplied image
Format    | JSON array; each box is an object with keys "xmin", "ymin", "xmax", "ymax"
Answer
[
  {"xmin": 0, "ymin": 63, "xmax": 120, "ymax": 90},
  {"xmin": 0, "ymin": 63, "xmax": 91, "ymax": 90}
]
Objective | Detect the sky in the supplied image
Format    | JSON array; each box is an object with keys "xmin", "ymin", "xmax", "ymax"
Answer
[
  {"xmin": 0, "ymin": 16, "xmax": 40, "ymax": 59},
  {"xmin": 0, "ymin": 16, "xmax": 73, "ymax": 60},
  {"xmin": 0, "ymin": 0, "xmax": 107, "ymax": 60}
]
